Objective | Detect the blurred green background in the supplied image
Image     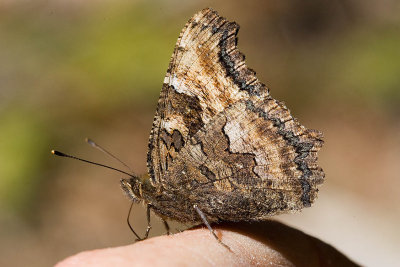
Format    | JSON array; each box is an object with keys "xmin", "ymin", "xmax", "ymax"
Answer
[{"xmin": 1, "ymin": 0, "xmax": 399, "ymax": 266}]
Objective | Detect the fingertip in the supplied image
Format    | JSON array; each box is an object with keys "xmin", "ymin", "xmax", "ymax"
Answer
[
  {"xmin": 55, "ymin": 228, "xmax": 277, "ymax": 267},
  {"xmin": 55, "ymin": 222, "xmax": 359, "ymax": 267}
]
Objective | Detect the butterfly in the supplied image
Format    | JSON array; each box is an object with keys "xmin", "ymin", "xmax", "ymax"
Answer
[{"xmin": 119, "ymin": 8, "xmax": 325, "ymax": 246}]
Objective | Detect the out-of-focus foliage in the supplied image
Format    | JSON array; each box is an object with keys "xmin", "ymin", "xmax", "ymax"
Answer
[
  {"xmin": 0, "ymin": 1, "xmax": 179, "ymax": 214},
  {"xmin": 0, "ymin": 109, "xmax": 48, "ymax": 213},
  {"xmin": 333, "ymin": 29, "xmax": 400, "ymax": 111}
]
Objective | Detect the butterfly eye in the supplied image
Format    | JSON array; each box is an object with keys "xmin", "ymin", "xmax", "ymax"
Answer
[
  {"xmin": 121, "ymin": 179, "xmax": 132, "ymax": 189},
  {"xmin": 120, "ymin": 179, "xmax": 141, "ymax": 203}
]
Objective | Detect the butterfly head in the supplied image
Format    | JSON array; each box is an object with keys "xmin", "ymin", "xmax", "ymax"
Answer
[{"xmin": 120, "ymin": 174, "xmax": 156, "ymax": 203}]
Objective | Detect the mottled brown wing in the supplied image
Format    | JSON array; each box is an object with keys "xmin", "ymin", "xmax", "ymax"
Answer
[
  {"xmin": 147, "ymin": 8, "xmax": 267, "ymax": 185},
  {"xmin": 163, "ymin": 98, "xmax": 324, "ymax": 221}
]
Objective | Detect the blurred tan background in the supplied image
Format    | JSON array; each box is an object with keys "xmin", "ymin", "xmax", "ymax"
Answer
[{"xmin": 0, "ymin": 0, "xmax": 399, "ymax": 266}]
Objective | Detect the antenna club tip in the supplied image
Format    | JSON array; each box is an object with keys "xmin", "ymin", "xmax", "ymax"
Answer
[
  {"xmin": 86, "ymin": 138, "xmax": 95, "ymax": 145},
  {"xmin": 51, "ymin": 150, "xmax": 65, "ymax": 157}
]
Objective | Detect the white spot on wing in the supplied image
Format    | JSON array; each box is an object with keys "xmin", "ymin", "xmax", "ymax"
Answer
[
  {"xmin": 180, "ymin": 40, "xmax": 187, "ymax": 49},
  {"xmin": 162, "ymin": 116, "xmax": 188, "ymax": 135},
  {"xmin": 163, "ymin": 76, "xmax": 170, "ymax": 84},
  {"xmin": 170, "ymin": 74, "xmax": 194, "ymax": 96}
]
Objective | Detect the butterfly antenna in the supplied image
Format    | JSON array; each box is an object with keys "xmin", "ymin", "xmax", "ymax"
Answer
[
  {"xmin": 51, "ymin": 150, "xmax": 134, "ymax": 177},
  {"xmin": 85, "ymin": 138, "xmax": 135, "ymax": 174}
]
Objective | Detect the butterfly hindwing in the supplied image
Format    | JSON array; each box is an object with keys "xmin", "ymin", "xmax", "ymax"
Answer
[{"xmin": 160, "ymin": 97, "xmax": 324, "ymax": 220}]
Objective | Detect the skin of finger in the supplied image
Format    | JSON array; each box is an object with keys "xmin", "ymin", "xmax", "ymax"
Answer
[
  {"xmin": 55, "ymin": 221, "xmax": 359, "ymax": 267},
  {"xmin": 55, "ymin": 229, "xmax": 289, "ymax": 267}
]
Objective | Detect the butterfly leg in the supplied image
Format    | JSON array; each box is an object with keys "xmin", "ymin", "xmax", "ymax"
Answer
[
  {"xmin": 193, "ymin": 204, "xmax": 231, "ymax": 251},
  {"xmin": 143, "ymin": 204, "xmax": 151, "ymax": 240},
  {"xmin": 141, "ymin": 203, "xmax": 152, "ymax": 240},
  {"xmin": 126, "ymin": 202, "xmax": 142, "ymax": 241},
  {"xmin": 127, "ymin": 202, "xmax": 152, "ymax": 241},
  {"xmin": 161, "ymin": 218, "xmax": 170, "ymax": 235}
]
